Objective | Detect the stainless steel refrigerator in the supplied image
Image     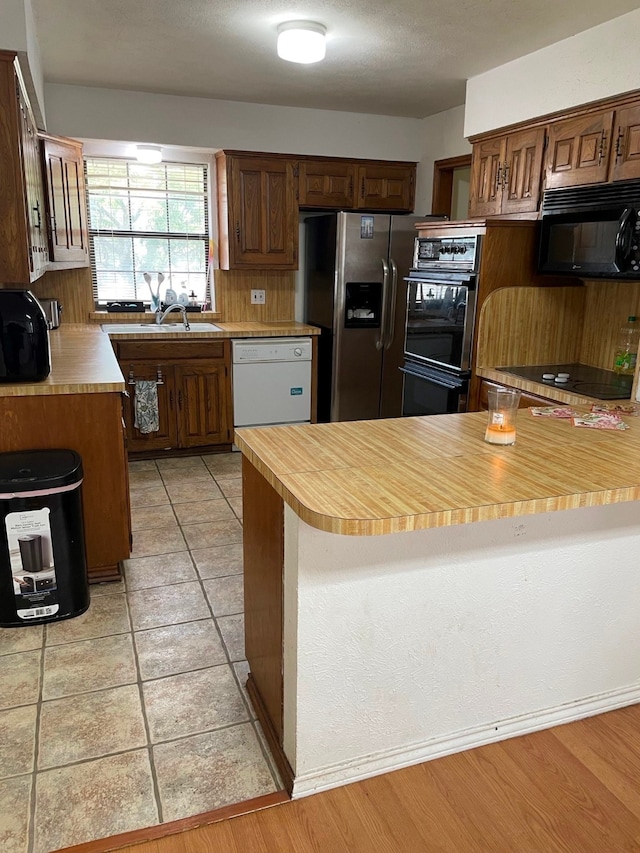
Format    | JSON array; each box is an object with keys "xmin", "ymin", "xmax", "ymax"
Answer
[{"xmin": 304, "ymin": 212, "xmax": 422, "ymax": 422}]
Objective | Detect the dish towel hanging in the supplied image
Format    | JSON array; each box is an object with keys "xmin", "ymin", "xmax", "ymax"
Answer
[{"xmin": 134, "ymin": 380, "xmax": 160, "ymax": 434}]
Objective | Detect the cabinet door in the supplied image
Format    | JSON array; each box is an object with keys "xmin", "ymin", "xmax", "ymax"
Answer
[
  {"xmin": 17, "ymin": 82, "xmax": 48, "ymax": 281},
  {"xmin": 355, "ymin": 163, "xmax": 415, "ymax": 211},
  {"xmin": 501, "ymin": 127, "xmax": 545, "ymax": 215},
  {"xmin": 545, "ymin": 111, "xmax": 614, "ymax": 189},
  {"xmin": 120, "ymin": 361, "xmax": 178, "ymax": 452},
  {"xmin": 227, "ymin": 155, "xmax": 297, "ymax": 269},
  {"xmin": 41, "ymin": 136, "xmax": 89, "ymax": 264},
  {"xmin": 298, "ymin": 159, "xmax": 355, "ymax": 208},
  {"xmin": 469, "ymin": 137, "xmax": 505, "ymax": 217},
  {"xmin": 609, "ymin": 103, "xmax": 640, "ymax": 183},
  {"xmin": 174, "ymin": 360, "xmax": 232, "ymax": 448}
]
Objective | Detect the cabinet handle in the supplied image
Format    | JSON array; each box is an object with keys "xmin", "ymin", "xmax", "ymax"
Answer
[
  {"xmin": 502, "ymin": 161, "xmax": 510, "ymax": 193},
  {"xmin": 349, "ymin": 176, "xmax": 353, "ymax": 196},
  {"xmin": 178, "ymin": 390, "xmax": 183, "ymax": 410},
  {"xmin": 495, "ymin": 162, "xmax": 503, "ymax": 192},
  {"xmin": 169, "ymin": 390, "xmax": 174, "ymax": 409},
  {"xmin": 360, "ymin": 177, "xmax": 365, "ymax": 199},
  {"xmin": 235, "ymin": 223, "xmax": 240, "ymax": 243},
  {"xmin": 597, "ymin": 130, "xmax": 608, "ymax": 166},
  {"xmin": 615, "ymin": 127, "xmax": 625, "ymax": 162},
  {"xmin": 33, "ymin": 201, "xmax": 41, "ymax": 230}
]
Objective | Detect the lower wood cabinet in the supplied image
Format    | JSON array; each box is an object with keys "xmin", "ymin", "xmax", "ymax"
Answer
[
  {"xmin": 0, "ymin": 391, "xmax": 130, "ymax": 583},
  {"xmin": 115, "ymin": 340, "xmax": 233, "ymax": 453}
]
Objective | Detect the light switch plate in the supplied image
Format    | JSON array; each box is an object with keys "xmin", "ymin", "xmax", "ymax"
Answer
[{"xmin": 251, "ymin": 289, "xmax": 266, "ymax": 305}]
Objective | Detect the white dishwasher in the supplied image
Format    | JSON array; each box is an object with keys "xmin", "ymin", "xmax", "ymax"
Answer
[{"xmin": 232, "ymin": 338, "xmax": 313, "ymax": 429}]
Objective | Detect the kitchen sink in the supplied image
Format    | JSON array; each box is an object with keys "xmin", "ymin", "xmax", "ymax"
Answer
[{"xmin": 103, "ymin": 323, "xmax": 222, "ymax": 334}]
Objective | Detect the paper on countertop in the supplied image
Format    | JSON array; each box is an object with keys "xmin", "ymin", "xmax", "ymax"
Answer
[
  {"xmin": 529, "ymin": 406, "xmax": 579, "ymax": 418},
  {"xmin": 591, "ymin": 403, "xmax": 640, "ymax": 417},
  {"xmin": 572, "ymin": 413, "xmax": 629, "ymax": 431}
]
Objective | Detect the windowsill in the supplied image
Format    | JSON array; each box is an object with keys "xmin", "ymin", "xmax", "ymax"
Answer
[{"xmin": 90, "ymin": 310, "xmax": 222, "ymax": 323}]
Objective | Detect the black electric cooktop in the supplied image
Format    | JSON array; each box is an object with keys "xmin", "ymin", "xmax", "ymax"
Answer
[{"xmin": 498, "ymin": 363, "xmax": 634, "ymax": 401}]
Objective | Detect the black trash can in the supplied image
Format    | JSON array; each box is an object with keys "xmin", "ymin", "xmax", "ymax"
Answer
[{"xmin": 0, "ymin": 450, "xmax": 90, "ymax": 627}]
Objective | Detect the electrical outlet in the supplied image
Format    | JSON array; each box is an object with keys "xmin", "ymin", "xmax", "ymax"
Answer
[{"xmin": 251, "ymin": 289, "xmax": 266, "ymax": 305}]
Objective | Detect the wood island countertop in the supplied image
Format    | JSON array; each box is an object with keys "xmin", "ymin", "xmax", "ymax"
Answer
[
  {"xmin": 0, "ymin": 325, "xmax": 125, "ymax": 397},
  {"xmin": 235, "ymin": 410, "xmax": 640, "ymax": 535}
]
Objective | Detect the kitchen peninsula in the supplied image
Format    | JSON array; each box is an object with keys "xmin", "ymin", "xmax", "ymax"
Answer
[{"xmin": 236, "ymin": 411, "xmax": 640, "ymax": 798}]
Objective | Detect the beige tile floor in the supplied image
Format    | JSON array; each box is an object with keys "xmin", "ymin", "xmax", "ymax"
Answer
[{"xmin": 0, "ymin": 452, "xmax": 282, "ymax": 853}]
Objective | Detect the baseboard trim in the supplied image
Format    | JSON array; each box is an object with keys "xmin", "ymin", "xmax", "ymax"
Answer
[
  {"xmin": 291, "ymin": 682, "xmax": 640, "ymax": 798},
  {"xmin": 248, "ymin": 672, "xmax": 295, "ymax": 795},
  {"xmin": 58, "ymin": 790, "xmax": 289, "ymax": 853}
]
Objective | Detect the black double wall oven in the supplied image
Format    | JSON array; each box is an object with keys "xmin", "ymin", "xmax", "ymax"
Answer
[{"xmin": 402, "ymin": 233, "xmax": 480, "ymax": 417}]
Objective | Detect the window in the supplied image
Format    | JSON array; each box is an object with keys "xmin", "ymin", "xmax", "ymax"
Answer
[{"xmin": 85, "ymin": 158, "xmax": 211, "ymax": 306}]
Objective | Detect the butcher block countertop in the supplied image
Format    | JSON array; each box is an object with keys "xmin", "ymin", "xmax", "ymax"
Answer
[
  {"xmin": 235, "ymin": 410, "xmax": 640, "ymax": 536},
  {"xmin": 0, "ymin": 325, "xmax": 125, "ymax": 398},
  {"xmin": 101, "ymin": 319, "xmax": 320, "ymax": 339}
]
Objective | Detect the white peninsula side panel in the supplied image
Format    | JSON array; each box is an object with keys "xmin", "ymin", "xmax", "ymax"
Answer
[{"xmin": 282, "ymin": 501, "xmax": 640, "ymax": 798}]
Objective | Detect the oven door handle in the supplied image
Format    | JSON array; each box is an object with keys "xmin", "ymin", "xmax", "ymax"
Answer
[
  {"xmin": 377, "ymin": 258, "xmax": 390, "ymax": 351},
  {"xmin": 400, "ymin": 363, "xmax": 465, "ymax": 389},
  {"xmin": 384, "ymin": 258, "xmax": 398, "ymax": 351},
  {"xmin": 615, "ymin": 207, "xmax": 637, "ymax": 272}
]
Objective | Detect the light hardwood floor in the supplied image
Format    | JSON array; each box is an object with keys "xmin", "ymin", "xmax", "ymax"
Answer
[{"xmin": 72, "ymin": 702, "xmax": 640, "ymax": 853}]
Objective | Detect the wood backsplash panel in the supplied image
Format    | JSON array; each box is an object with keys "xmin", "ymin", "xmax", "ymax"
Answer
[
  {"xmin": 30, "ymin": 267, "xmax": 94, "ymax": 324},
  {"xmin": 476, "ymin": 286, "xmax": 585, "ymax": 368},
  {"xmin": 215, "ymin": 270, "xmax": 295, "ymax": 321},
  {"xmin": 579, "ymin": 280, "xmax": 640, "ymax": 370}
]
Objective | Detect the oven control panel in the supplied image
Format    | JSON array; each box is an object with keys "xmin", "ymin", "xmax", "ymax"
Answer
[{"xmin": 413, "ymin": 235, "xmax": 479, "ymax": 271}]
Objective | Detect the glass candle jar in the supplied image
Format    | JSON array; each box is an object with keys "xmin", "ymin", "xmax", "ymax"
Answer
[{"xmin": 485, "ymin": 387, "xmax": 521, "ymax": 445}]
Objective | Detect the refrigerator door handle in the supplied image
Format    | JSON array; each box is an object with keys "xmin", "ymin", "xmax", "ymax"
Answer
[
  {"xmin": 377, "ymin": 258, "xmax": 390, "ymax": 351},
  {"xmin": 384, "ymin": 258, "xmax": 398, "ymax": 351}
]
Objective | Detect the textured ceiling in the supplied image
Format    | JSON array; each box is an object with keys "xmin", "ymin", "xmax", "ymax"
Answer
[{"xmin": 31, "ymin": 0, "xmax": 640, "ymax": 118}]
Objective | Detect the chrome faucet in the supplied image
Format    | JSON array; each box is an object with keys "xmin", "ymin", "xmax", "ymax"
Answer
[{"xmin": 156, "ymin": 303, "xmax": 191, "ymax": 330}]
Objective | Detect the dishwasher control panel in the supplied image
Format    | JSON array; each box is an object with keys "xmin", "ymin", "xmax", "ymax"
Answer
[{"xmin": 232, "ymin": 337, "xmax": 313, "ymax": 364}]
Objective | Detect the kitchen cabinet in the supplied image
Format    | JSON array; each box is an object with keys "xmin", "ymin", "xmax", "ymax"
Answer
[
  {"xmin": 0, "ymin": 51, "xmax": 49, "ymax": 284},
  {"xmin": 610, "ymin": 102, "xmax": 640, "ymax": 182},
  {"xmin": 114, "ymin": 340, "xmax": 232, "ymax": 453},
  {"xmin": 216, "ymin": 152, "xmax": 298, "ymax": 271},
  {"xmin": 298, "ymin": 159, "xmax": 355, "ymax": 208},
  {"xmin": 354, "ymin": 162, "xmax": 416, "ymax": 211},
  {"xmin": 545, "ymin": 104, "xmax": 640, "ymax": 188},
  {"xmin": 40, "ymin": 134, "xmax": 90, "ymax": 266},
  {"xmin": 545, "ymin": 110, "xmax": 614, "ymax": 190},
  {"xmin": 469, "ymin": 128, "xmax": 545, "ymax": 218}
]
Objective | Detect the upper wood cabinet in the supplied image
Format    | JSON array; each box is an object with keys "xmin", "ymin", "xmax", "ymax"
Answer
[
  {"xmin": 216, "ymin": 152, "xmax": 298, "ymax": 270},
  {"xmin": 40, "ymin": 134, "xmax": 89, "ymax": 266},
  {"xmin": 298, "ymin": 159, "xmax": 355, "ymax": 208},
  {"xmin": 610, "ymin": 103, "xmax": 640, "ymax": 182},
  {"xmin": 355, "ymin": 162, "xmax": 415, "ymax": 211},
  {"xmin": 0, "ymin": 52, "xmax": 49, "ymax": 284},
  {"xmin": 469, "ymin": 128, "xmax": 545, "ymax": 218},
  {"xmin": 544, "ymin": 100, "xmax": 640, "ymax": 190},
  {"xmin": 545, "ymin": 110, "xmax": 614, "ymax": 189}
]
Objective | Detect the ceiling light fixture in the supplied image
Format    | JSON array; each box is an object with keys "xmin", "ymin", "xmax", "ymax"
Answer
[
  {"xmin": 277, "ymin": 21, "xmax": 326, "ymax": 64},
  {"xmin": 135, "ymin": 144, "xmax": 163, "ymax": 164}
]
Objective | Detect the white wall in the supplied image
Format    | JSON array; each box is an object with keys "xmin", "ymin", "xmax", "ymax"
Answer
[
  {"xmin": 414, "ymin": 105, "xmax": 471, "ymax": 215},
  {"xmin": 44, "ymin": 84, "xmax": 425, "ymax": 164},
  {"xmin": 283, "ymin": 501, "xmax": 640, "ymax": 796},
  {"xmin": 0, "ymin": 0, "xmax": 45, "ymax": 126},
  {"xmin": 465, "ymin": 9, "xmax": 640, "ymax": 137}
]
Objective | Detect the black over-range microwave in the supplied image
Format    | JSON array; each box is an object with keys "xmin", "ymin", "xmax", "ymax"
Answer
[{"xmin": 538, "ymin": 179, "xmax": 640, "ymax": 279}]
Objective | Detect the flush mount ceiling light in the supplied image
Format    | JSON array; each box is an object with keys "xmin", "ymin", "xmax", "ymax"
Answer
[
  {"xmin": 135, "ymin": 144, "xmax": 163, "ymax": 164},
  {"xmin": 277, "ymin": 21, "xmax": 326, "ymax": 64}
]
